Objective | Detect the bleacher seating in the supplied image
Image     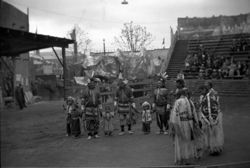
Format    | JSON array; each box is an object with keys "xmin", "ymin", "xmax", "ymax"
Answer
[
  {"xmin": 166, "ymin": 33, "xmax": 250, "ymax": 79},
  {"xmin": 163, "ymin": 33, "xmax": 250, "ymax": 97},
  {"xmin": 185, "ymin": 33, "xmax": 250, "ymax": 79}
]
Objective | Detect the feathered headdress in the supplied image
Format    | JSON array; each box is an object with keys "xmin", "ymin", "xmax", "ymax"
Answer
[
  {"xmin": 118, "ymin": 72, "xmax": 128, "ymax": 84},
  {"xmin": 157, "ymin": 72, "xmax": 168, "ymax": 82},
  {"xmin": 87, "ymin": 71, "xmax": 101, "ymax": 84}
]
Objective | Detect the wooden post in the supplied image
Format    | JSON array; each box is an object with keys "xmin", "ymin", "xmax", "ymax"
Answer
[
  {"xmin": 62, "ymin": 47, "xmax": 67, "ymax": 100},
  {"xmin": 103, "ymin": 38, "xmax": 106, "ymax": 56},
  {"xmin": 12, "ymin": 56, "xmax": 16, "ymax": 105}
]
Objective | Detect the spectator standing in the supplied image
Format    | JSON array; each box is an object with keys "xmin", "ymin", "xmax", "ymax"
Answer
[{"xmin": 15, "ymin": 84, "xmax": 26, "ymax": 110}]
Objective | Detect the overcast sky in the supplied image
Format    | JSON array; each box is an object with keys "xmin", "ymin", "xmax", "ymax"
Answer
[{"xmin": 4, "ymin": 0, "xmax": 250, "ymax": 52}]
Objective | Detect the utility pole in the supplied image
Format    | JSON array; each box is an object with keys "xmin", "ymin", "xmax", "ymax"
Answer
[
  {"xmin": 62, "ymin": 47, "xmax": 67, "ymax": 100},
  {"xmin": 70, "ymin": 28, "xmax": 78, "ymax": 63},
  {"xmin": 27, "ymin": 7, "xmax": 29, "ymax": 31},
  {"xmin": 103, "ymin": 38, "xmax": 106, "ymax": 56},
  {"xmin": 73, "ymin": 28, "xmax": 78, "ymax": 63}
]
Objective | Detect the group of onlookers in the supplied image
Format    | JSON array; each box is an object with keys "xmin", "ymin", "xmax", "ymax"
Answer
[
  {"xmin": 231, "ymin": 37, "xmax": 249, "ymax": 52},
  {"xmin": 184, "ymin": 41, "xmax": 250, "ymax": 79}
]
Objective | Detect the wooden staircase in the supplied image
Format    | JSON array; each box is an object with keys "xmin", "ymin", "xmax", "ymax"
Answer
[{"xmin": 166, "ymin": 40, "xmax": 188, "ymax": 79}]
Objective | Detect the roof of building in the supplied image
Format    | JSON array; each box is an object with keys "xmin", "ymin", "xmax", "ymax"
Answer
[{"xmin": 0, "ymin": 26, "xmax": 74, "ymax": 56}]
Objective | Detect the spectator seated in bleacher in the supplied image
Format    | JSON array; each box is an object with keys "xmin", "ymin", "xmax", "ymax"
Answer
[
  {"xmin": 242, "ymin": 61, "xmax": 249, "ymax": 76},
  {"xmin": 228, "ymin": 60, "xmax": 237, "ymax": 77},
  {"xmin": 211, "ymin": 69, "xmax": 219, "ymax": 79},
  {"xmin": 221, "ymin": 62, "xmax": 229, "ymax": 78},
  {"xmin": 198, "ymin": 64, "xmax": 205, "ymax": 79},
  {"xmin": 236, "ymin": 61, "xmax": 242, "ymax": 76},
  {"xmin": 240, "ymin": 38, "xmax": 248, "ymax": 51},
  {"xmin": 231, "ymin": 37, "xmax": 249, "ymax": 52}
]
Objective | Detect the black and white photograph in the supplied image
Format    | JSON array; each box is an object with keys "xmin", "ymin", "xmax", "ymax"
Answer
[{"xmin": 1, "ymin": 0, "xmax": 250, "ymax": 167}]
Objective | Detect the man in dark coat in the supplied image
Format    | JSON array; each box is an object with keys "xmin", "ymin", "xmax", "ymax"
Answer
[{"xmin": 15, "ymin": 84, "xmax": 26, "ymax": 109}]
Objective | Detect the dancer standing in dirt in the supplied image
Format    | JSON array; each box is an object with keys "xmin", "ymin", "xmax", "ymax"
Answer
[
  {"xmin": 152, "ymin": 73, "xmax": 171, "ymax": 135},
  {"xmin": 81, "ymin": 78, "xmax": 102, "ymax": 140},
  {"xmin": 199, "ymin": 82, "xmax": 224, "ymax": 155},
  {"xmin": 169, "ymin": 89, "xmax": 195, "ymax": 165},
  {"xmin": 114, "ymin": 78, "xmax": 136, "ymax": 135}
]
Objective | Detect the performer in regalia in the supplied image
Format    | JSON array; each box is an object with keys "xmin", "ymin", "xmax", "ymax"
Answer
[
  {"xmin": 152, "ymin": 72, "xmax": 171, "ymax": 134},
  {"xmin": 114, "ymin": 78, "xmax": 136, "ymax": 135},
  {"xmin": 169, "ymin": 89, "xmax": 195, "ymax": 165},
  {"xmin": 81, "ymin": 78, "xmax": 102, "ymax": 140},
  {"xmin": 186, "ymin": 89, "xmax": 203, "ymax": 159},
  {"xmin": 199, "ymin": 82, "xmax": 224, "ymax": 155}
]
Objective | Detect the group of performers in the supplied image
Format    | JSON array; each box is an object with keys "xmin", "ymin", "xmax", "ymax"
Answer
[{"xmin": 63, "ymin": 74, "xmax": 224, "ymax": 165}]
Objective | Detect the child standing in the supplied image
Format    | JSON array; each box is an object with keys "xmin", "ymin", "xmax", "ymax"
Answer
[
  {"xmin": 63, "ymin": 97, "xmax": 74, "ymax": 137},
  {"xmin": 70, "ymin": 101, "xmax": 82, "ymax": 138},
  {"xmin": 102, "ymin": 97, "xmax": 115, "ymax": 136},
  {"xmin": 63, "ymin": 96, "xmax": 81, "ymax": 138},
  {"xmin": 141, "ymin": 101, "xmax": 153, "ymax": 134}
]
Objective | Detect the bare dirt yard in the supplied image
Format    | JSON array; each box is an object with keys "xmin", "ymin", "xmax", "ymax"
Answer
[{"xmin": 1, "ymin": 96, "xmax": 250, "ymax": 167}]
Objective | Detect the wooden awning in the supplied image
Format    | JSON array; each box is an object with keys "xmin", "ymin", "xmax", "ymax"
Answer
[{"xmin": 0, "ymin": 27, "xmax": 74, "ymax": 56}]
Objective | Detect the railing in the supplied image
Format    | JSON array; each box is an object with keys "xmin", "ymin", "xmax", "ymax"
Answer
[{"xmin": 160, "ymin": 31, "xmax": 178, "ymax": 73}]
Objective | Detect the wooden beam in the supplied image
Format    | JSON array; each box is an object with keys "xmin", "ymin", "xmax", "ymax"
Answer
[{"xmin": 52, "ymin": 47, "xmax": 63, "ymax": 67}]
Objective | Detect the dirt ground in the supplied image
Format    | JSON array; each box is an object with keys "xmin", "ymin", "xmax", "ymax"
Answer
[{"xmin": 1, "ymin": 96, "xmax": 250, "ymax": 167}]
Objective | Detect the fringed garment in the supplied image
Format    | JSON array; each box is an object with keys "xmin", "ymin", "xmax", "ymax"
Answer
[
  {"xmin": 115, "ymin": 86, "xmax": 134, "ymax": 126},
  {"xmin": 81, "ymin": 87, "xmax": 101, "ymax": 136},
  {"xmin": 169, "ymin": 96, "xmax": 195, "ymax": 165},
  {"xmin": 189, "ymin": 99, "xmax": 204, "ymax": 159},
  {"xmin": 85, "ymin": 107, "xmax": 100, "ymax": 133},
  {"xmin": 199, "ymin": 89, "xmax": 224, "ymax": 155}
]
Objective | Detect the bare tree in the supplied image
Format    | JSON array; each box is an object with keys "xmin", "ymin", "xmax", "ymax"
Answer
[
  {"xmin": 114, "ymin": 21, "xmax": 153, "ymax": 52},
  {"xmin": 67, "ymin": 24, "xmax": 92, "ymax": 55}
]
